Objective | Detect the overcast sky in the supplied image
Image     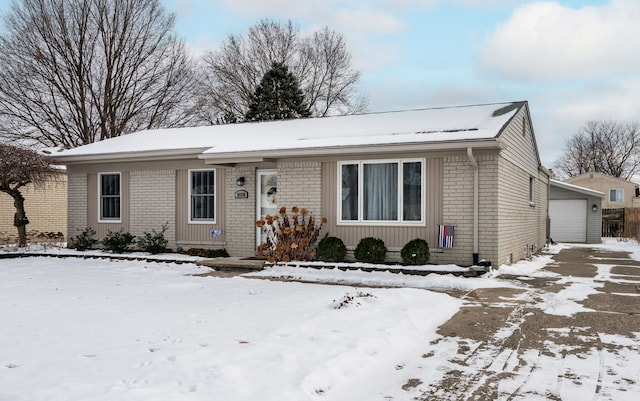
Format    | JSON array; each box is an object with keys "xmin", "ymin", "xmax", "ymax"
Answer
[{"xmin": 2, "ymin": 0, "xmax": 639, "ymax": 167}]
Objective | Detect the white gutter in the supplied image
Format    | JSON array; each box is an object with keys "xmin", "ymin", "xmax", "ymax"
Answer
[
  {"xmin": 199, "ymin": 139, "xmax": 504, "ymax": 162},
  {"xmin": 467, "ymin": 147, "xmax": 479, "ymax": 264},
  {"xmin": 52, "ymin": 147, "xmax": 212, "ymax": 164}
]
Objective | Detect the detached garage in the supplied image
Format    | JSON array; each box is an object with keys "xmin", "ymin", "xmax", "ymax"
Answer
[{"xmin": 549, "ymin": 179, "xmax": 603, "ymax": 243}]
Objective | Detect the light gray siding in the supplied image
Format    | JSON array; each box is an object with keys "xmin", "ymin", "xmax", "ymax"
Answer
[
  {"xmin": 278, "ymin": 161, "xmax": 322, "ymax": 218},
  {"xmin": 87, "ymin": 171, "xmax": 131, "ymax": 239},
  {"xmin": 70, "ymin": 159, "xmax": 224, "ymax": 250},
  {"xmin": 175, "ymin": 168, "xmax": 226, "ymax": 250},
  {"xmin": 67, "ymin": 171, "xmax": 88, "ymax": 240},
  {"xmin": 439, "ymin": 152, "xmax": 499, "ymax": 265},
  {"xmin": 224, "ymin": 166, "xmax": 255, "ymax": 256},
  {"xmin": 130, "ymin": 170, "xmax": 176, "ymax": 247},
  {"xmin": 496, "ymin": 105, "xmax": 549, "ymax": 265}
]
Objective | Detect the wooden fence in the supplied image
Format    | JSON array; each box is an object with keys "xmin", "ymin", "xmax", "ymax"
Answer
[{"xmin": 602, "ymin": 208, "xmax": 640, "ymax": 237}]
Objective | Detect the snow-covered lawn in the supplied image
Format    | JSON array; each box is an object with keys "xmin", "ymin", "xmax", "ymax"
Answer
[
  {"xmin": 0, "ymin": 256, "xmax": 461, "ymax": 401},
  {"xmin": 1, "ymin": 238, "xmax": 638, "ymax": 400}
]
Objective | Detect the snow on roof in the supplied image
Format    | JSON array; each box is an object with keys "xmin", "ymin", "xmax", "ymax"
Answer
[{"xmin": 53, "ymin": 101, "xmax": 524, "ymax": 160}]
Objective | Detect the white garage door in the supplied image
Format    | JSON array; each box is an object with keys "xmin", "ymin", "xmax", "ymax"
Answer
[{"xmin": 550, "ymin": 199, "xmax": 587, "ymax": 242}]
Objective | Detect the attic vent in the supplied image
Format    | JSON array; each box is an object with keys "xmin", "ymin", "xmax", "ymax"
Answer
[{"xmin": 492, "ymin": 103, "xmax": 520, "ymax": 117}]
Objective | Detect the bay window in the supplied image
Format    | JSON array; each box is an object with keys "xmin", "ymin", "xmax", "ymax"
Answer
[{"xmin": 339, "ymin": 159, "xmax": 424, "ymax": 224}]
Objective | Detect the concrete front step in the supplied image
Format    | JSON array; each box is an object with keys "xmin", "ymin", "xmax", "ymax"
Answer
[{"xmin": 196, "ymin": 257, "xmax": 265, "ymax": 272}]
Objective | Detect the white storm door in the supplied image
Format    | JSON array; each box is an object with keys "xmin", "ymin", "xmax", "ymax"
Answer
[{"xmin": 256, "ymin": 170, "xmax": 278, "ymax": 246}]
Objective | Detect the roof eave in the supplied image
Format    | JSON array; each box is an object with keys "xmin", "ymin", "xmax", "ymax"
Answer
[
  {"xmin": 52, "ymin": 147, "xmax": 212, "ymax": 165},
  {"xmin": 198, "ymin": 138, "xmax": 503, "ymax": 164},
  {"xmin": 550, "ymin": 179, "xmax": 605, "ymax": 198}
]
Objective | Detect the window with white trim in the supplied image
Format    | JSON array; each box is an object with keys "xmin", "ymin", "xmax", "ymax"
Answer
[
  {"xmin": 339, "ymin": 159, "xmax": 424, "ymax": 224},
  {"xmin": 189, "ymin": 169, "xmax": 216, "ymax": 222},
  {"xmin": 609, "ymin": 189, "xmax": 623, "ymax": 202},
  {"xmin": 99, "ymin": 173, "xmax": 121, "ymax": 221}
]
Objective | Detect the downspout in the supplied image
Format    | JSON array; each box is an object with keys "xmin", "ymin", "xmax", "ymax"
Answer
[
  {"xmin": 547, "ymin": 171, "xmax": 551, "ymax": 245},
  {"xmin": 467, "ymin": 147, "xmax": 479, "ymax": 265}
]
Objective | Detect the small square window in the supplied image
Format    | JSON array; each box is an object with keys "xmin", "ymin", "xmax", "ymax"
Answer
[{"xmin": 610, "ymin": 189, "xmax": 623, "ymax": 202}]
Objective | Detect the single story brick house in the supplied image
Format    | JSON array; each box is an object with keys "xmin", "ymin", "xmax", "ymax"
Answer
[{"xmin": 53, "ymin": 101, "xmax": 549, "ymax": 266}]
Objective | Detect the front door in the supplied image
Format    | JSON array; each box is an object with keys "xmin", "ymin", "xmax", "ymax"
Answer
[{"xmin": 256, "ymin": 170, "xmax": 278, "ymax": 246}]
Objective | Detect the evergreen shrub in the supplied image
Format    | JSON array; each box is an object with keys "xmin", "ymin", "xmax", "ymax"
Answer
[
  {"xmin": 68, "ymin": 227, "xmax": 97, "ymax": 251},
  {"xmin": 184, "ymin": 248, "xmax": 229, "ymax": 258},
  {"xmin": 137, "ymin": 223, "xmax": 169, "ymax": 254},
  {"xmin": 401, "ymin": 238, "xmax": 430, "ymax": 265},
  {"xmin": 102, "ymin": 230, "xmax": 135, "ymax": 253},
  {"xmin": 354, "ymin": 237, "xmax": 387, "ymax": 264},
  {"xmin": 315, "ymin": 236, "xmax": 347, "ymax": 262}
]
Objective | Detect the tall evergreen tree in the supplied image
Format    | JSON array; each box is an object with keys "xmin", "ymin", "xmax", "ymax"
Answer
[
  {"xmin": 201, "ymin": 20, "xmax": 366, "ymax": 124},
  {"xmin": 245, "ymin": 62, "xmax": 310, "ymax": 122}
]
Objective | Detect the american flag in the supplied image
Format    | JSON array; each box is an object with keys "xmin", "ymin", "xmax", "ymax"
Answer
[{"xmin": 438, "ymin": 225, "xmax": 454, "ymax": 248}]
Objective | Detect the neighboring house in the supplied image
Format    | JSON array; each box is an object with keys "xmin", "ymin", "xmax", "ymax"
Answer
[
  {"xmin": 53, "ymin": 101, "xmax": 549, "ymax": 266},
  {"xmin": 564, "ymin": 172, "xmax": 640, "ymax": 209},
  {"xmin": 549, "ymin": 179, "xmax": 603, "ymax": 243},
  {"xmin": 0, "ymin": 173, "xmax": 68, "ymax": 242}
]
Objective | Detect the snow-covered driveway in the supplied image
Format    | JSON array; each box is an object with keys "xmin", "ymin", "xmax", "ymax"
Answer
[{"xmin": 418, "ymin": 243, "xmax": 640, "ymax": 400}]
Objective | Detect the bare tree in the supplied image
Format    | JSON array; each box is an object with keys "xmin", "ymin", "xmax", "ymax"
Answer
[
  {"xmin": 554, "ymin": 120, "xmax": 640, "ymax": 180},
  {"xmin": 0, "ymin": 0, "xmax": 198, "ymax": 148},
  {"xmin": 199, "ymin": 19, "xmax": 366, "ymax": 123},
  {"xmin": 0, "ymin": 144, "xmax": 60, "ymax": 247}
]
